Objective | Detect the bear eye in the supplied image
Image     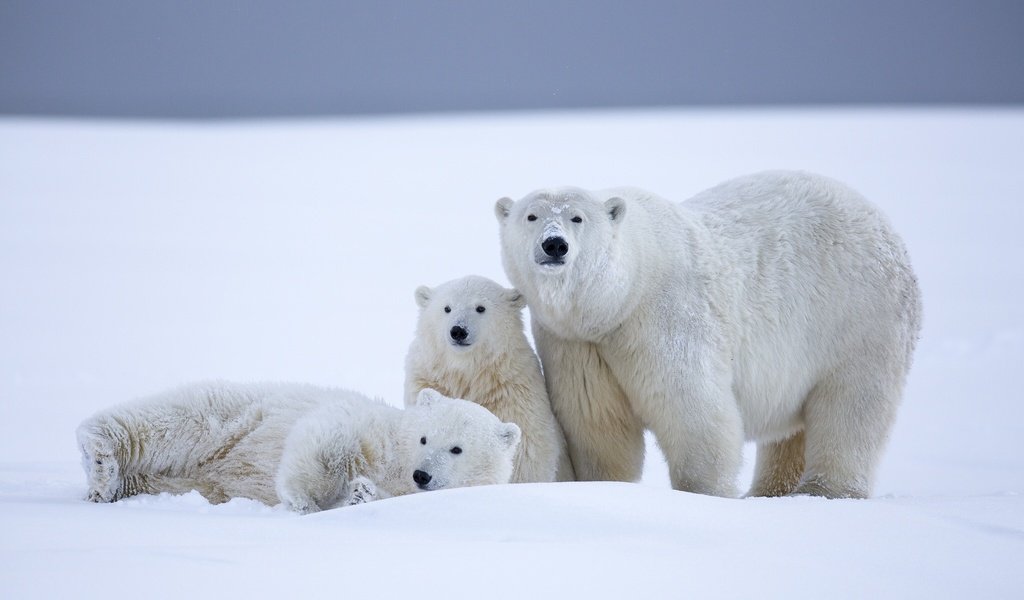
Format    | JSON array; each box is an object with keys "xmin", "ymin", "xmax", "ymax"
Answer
[
  {"xmin": 444, "ymin": 306, "xmax": 451, "ymax": 314},
  {"xmin": 571, "ymin": 216, "xmax": 583, "ymax": 223},
  {"xmin": 527, "ymin": 214, "xmax": 537, "ymax": 222},
  {"xmin": 420, "ymin": 436, "xmax": 427, "ymax": 445},
  {"xmin": 476, "ymin": 305, "xmax": 485, "ymax": 313},
  {"xmin": 450, "ymin": 446, "xmax": 462, "ymax": 455}
]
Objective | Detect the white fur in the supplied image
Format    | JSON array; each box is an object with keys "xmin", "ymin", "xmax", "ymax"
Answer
[
  {"xmin": 496, "ymin": 170, "xmax": 922, "ymax": 499},
  {"xmin": 405, "ymin": 275, "xmax": 574, "ymax": 483},
  {"xmin": 76, "ymin": 382, "xmax": 520, "ymax": 513}
]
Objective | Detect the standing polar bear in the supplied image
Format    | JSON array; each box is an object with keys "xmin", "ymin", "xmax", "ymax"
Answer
[
  {"xmin": 77, "ymin": 382, "xmax": 521, "ymax": 513},
  {"xmin": 405, "ymin": 275, "xmax": 574, "ymax": 483},
  {"xmin": 496, "ymin": 170, "xmax": 921, "ymax": 499}
]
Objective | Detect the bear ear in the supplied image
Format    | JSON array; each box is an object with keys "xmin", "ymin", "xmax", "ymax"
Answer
[
  {"xmin": 497, "ymin": 422, "xmax": 522, "ymax": 451},
  {"xmin": 416, "ymin": 388, "xmax": 445, "ymax": 407},
  {"xmin": 606, "ymin": 197, "xmax": 626, "ymax": 224},
  {"xmin": 494, "ymin": 197, "xmax": 514, "ymax": 221},
  {"xmin": 414, "ymin": 285, "xmax": 432, "ymax": 308},
  {"xmin": 505, "ymin": 288, "xmax": 526, "ymax": 310}
]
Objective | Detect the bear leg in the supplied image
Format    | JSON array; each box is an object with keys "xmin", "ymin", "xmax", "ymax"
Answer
[
  {"xmin": 77, "ymin": 421, "xmax": 123, "ymax": 502},
  {"xmin": 536, "ymin": 330, "xmax": 644, "ymax": 481},
  {"xmin": 747, "ymin": 431, "xmax": 805, "ymax": 497},
  {"xmin": 795, "ymin": 370, "xmax": 901, "ymax": 499},
  {"xmin": 645, "ymin": 397, "xmax": 743, "ymax": 498},
  {"xmin": 276, "ymin": 412, "xmax": 361, "ymax": 513}
]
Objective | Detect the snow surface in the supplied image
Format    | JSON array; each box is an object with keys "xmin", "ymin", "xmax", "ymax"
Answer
[{"xmin": 2, "ymin": 108, "xmax": 1023, "ymax": 597}]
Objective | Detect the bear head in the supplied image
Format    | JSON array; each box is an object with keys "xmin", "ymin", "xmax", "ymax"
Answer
[
  {"xmin": 494, "ymin": 188, "xmax": 632, "ymax": 340},
  {"xmin": 402, "ymin": 388, "xmax": 521, "ymax": 491},
  {"xmin": 413, "ymin": 275, "xmax": 526, "ymax": 361}
]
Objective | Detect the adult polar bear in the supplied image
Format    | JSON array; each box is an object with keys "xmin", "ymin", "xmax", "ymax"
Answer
[{"xmin": 495, "ymin": 171, "xmax": 921, "ymax": 499}]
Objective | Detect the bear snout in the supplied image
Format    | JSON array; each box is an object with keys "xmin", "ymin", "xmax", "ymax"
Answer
[
  {"xmin": 449, "ymin": 325, "xmax": 470, "ymax": 345},
  {"xmin": 541, "ymin": 236, "xmax": 569, "ymax": 262},
  {"xmin": 413, "ymin": 469, "xmax": 433, "ymax": 489}
]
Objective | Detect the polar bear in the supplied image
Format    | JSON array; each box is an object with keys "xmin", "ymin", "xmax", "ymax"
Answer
[
  {"xmin": 76, "ymin": 382, "xmax": 521, "ymax": 513},
  {"xmin": 495, "ymin": 170, "xmax": 921, "ymax": 499},
  {"xmin": 405, "ymin": 275, "xmax": 574, "ymax": 483}
]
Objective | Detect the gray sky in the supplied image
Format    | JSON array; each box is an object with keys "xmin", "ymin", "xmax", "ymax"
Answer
[{"xmin": 2, "ymin": 1, "xmax": 1022, "ymax": 118}]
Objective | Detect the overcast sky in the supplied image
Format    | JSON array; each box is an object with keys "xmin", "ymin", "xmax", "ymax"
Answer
[{"xmin": 2, "ymin": 1, "xmax": 1022, "ymax": 118}]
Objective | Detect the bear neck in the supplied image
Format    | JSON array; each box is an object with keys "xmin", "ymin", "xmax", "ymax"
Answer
[{"xmin": 417, "ymin": 338, "xmax": 536, "ymax": 415}]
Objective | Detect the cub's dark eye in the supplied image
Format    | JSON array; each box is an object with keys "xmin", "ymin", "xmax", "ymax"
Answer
[
  {"xmin": 450, "ymin": 446, "xmax": 462, "ymax": 455},
  {"xmin": 527, "ymin": 214, "xmax": 537, "ymax": 222},
  {"xmin": 444, "ymin": 306, "xmax": 451, "ymax": 313},
  {"xmin": 476, "ymin": 306, "xmax": 485, "ymax": 313},
  {"xmin": 571, "ymin": 216, "xmax": 583, "ymax": 223},
  {"xmin": 420, "ymin": 436, "xmax": 427, "ymax": 445}
]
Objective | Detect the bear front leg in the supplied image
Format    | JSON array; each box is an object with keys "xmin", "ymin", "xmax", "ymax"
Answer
[
  {"xmin": 534, "ymin": 325, "xmax": 644, "ymax": 482},
  {"xmin": 640, "ymin": 380, "xmax": 744, "ymax": 498},
  {"xmin": 276, "ymin": 412, "xmax": 362, "ymax": 514},
  {"xmin": 76, "ymin": 419, "xmax": 124, "ymax": 502}
]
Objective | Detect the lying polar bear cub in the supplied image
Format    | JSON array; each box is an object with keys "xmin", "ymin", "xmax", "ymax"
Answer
[{"xmin": 76, "ymin": 382, "xmax": 521, "ymax": 513}]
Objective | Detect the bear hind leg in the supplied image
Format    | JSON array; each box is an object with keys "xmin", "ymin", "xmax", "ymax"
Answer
[
  {"xmin": 747, "ymin": 430, "xmax": 805, "ymax": 497},
  {"xmin": 794, "ymin": 370, "xmax": 901, "ymax": 499}
]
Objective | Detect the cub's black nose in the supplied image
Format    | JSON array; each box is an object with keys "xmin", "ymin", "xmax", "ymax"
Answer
[
  {"xmin": 542, "ymin": 236, "xmax": 569, "ymax": 258},
  {"xmin": 450, "ymin": 325, "xmax": 468, "ymax": 342},
  {"xmin": 413, "ymin": 470, "xmax": 432, "ymax": 488}
]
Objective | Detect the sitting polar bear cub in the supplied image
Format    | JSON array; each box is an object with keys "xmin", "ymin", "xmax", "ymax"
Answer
[
  {"xmin": 77, "ymin": 382, "xmax": 521, "ymax": 513},
  {"xmin": 496, "ymin": 170, "xmax": 921, "ymax": 499},
  {"xmin": 405, "ymin": 275, "xmax": 574, "ymax": 483}
]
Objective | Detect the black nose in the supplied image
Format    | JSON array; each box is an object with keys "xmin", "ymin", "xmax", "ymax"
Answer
[
  {"xmin": 413, "ymin": 470, "xmax": 432, "ymax": 487},
  {"xmin": 542, "ymin": 236, "xmax": 569, "ymax": 258},
  {"xmin": 450, "ymin": 325, "xmax": 468, "ymax": 342}
]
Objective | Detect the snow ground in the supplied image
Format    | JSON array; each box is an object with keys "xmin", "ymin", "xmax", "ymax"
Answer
[{"xmin": 1, "ymin": 108, "xmax": 1023, "ymax": 597}]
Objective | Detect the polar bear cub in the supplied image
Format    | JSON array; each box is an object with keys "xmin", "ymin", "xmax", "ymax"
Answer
[
  {"xmin": 496, "ymin": 170, "xmax": 921, "ymax": 499},
  {"xmin": 77, "ymin": 382, "xmax": 521, "ymax": 513},
  {"xmin": 405, "ymin": 275, "xmax": 574, "ymax": 483}
]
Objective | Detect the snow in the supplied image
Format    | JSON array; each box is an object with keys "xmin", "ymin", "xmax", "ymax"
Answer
[{"xmin": 2, "ymin": 108, "xmax": 1023, "ymax": 597}]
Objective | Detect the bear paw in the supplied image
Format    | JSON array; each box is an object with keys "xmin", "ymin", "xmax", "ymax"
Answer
[
  {"xmin": 791, "ymin": 474, "xmax": 868, "ymax": 499},
  {"xmin": 278, "ymin": 488, "xmax": 320, "ymax": 515},
  {"xmin": 345, "ymin": 476, "xmax": 378, "ymax": 506}
]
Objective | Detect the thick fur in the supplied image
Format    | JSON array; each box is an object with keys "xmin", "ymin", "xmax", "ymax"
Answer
[
  {"xmin": 405, "ymin": 275, "xmax": 574, "ymax": 483},
  {"xmin": 77, "ymin": 382, "xmax": 521, "ymax": 513},
  {"xmin": 496, "ymin": 170, "xmax": 921, "ymax": 499}
]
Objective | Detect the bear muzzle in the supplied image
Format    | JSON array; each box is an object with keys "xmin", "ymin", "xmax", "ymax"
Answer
[
  {"xmin": 536, "ymin": 235, "xmax": 568, "ymax": 266},
  {"xmin": 449, "ymin": 325, "xmax": 472, "ymax": 347},
  {"xmin": 413, "ymin": 469, "xmax": 433, "ymax": 490}
]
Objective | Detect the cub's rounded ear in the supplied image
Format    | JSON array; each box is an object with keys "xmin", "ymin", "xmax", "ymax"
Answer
[
  {"xmin": 505, "ymin": 288, "xmax": 526, "ymax": 310},
  {"xmin": 605, "ymin": 197, "xmax": 626, "ymax": 223},
  {"xmin": 495, "ymin": 197, "xmax": 514, "ymax": 221},
  {"xmin": 497, "ymin": 422, "xmax": 522, "ymax": 451},
  {"xmin": 416, "ymin": 388, "xmax": 444, "ymax": 407},
  {"xmin": 414, "ymin": 285, "xmax": 432, "ymax": 308}
]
